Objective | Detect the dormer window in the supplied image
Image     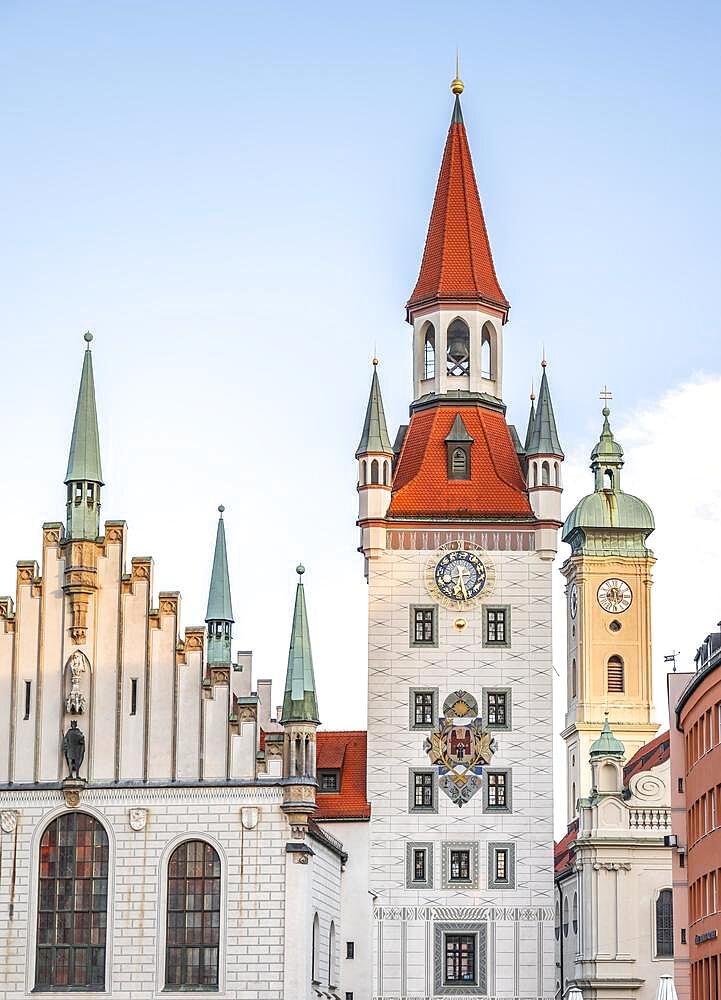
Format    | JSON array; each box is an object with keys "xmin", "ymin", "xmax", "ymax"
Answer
[
  {"xmin": 318, "ymin": 768, "xmax": 340, "ymax": 792},
  {"xmin": 444, "ymin": 414, "xmax": 474, "ymax": 480}
]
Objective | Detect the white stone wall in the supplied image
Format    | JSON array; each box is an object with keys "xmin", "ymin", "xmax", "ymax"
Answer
[
  {"xmin": 0, "ymin": 785, "xmax": 292, "ymax": 1000},
  {"xmin": 310, "ymin": 833, "xmax": 344, "ymax": 991},
  {"xmin": 366, "ymin": 540, "xmax": 555, "ymax": 998}
]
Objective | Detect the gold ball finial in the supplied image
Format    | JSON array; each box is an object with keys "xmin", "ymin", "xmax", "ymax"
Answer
[
  {"xmin": 451, "ymin": 49, "xmax": 464, "ymax": 95},
  {"xmin": 372, "ymin": 356, "xmax": 379, "ymax": 366}
]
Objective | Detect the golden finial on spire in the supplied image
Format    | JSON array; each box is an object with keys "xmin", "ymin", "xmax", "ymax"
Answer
[
  {"xmin": 530, "ymin": 379, "xmax": 536, "ymax": 402},
  {"xmin": 451, "ymin": 49, "xmax": 464, "ymax": 95}
]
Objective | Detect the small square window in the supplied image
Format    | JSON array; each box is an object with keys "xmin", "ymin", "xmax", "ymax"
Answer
[
  {"xmin": 346, "ymin": 941, "xmax": 354, "ymax": 959},
  {"xmin": 410, "ymin": 605, "xmax": 438, "ymax": 647},
  {"xmin": 409, "ymin": 770, "xmax": 437, "ymax": 813},
  {"xmin": 318, "ymin": 769, "xmax": 340, "ymax": 792},
  {"xmin": 449, "ymin": 850, "xmax": 470, "ymax": 882},
  {"xmin": 484, "ymin": 689, "xmax": 511, "ymax": 729},
  {"xmin": 483, "ymin": 606, "xmax": 510, "ymax": 647},
  {"xmin": 410, "ymin": 688, "xmax": 438, "ymax": 730},
  {"xmin": 484, "ymin": 770, "xmax": 511, "ymax": 812}
]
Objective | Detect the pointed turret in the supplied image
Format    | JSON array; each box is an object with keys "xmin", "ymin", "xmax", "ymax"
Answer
[
  {"xmin": 406, "ymin": 77, "xmax": 509, "ymax": 403},
  {"xmin": 65, "ymin": 332, "xmax": 103, "ymax": 540},
  {"xmin": 205, "ymin": 506, "xmax": 233, "ymax": 666},
  {"xmin": 526, "ymin": 362, "xmax": 564, "ymax": 556},
  {"xmin": 523, "ymin": 388, "xmax": 536, "ymax": 452},
  {"xmin": 526, "ymin": 364, "xmax": 563, "ymax": 459},
  {"xmin": 281, "ymin": 565, "xmax": 319, "ymax": 724},
  {"xmin": 356, "ymin": 360, "xmax": 394, "ymax": 560},
  {"xmin": 589, "ymin": 715, "xmax": 626, "ymax": 760}
]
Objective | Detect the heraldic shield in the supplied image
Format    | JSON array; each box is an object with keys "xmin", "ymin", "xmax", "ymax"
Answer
[{"xmin": 424, "ymin": 693, "xmax": 497, "ymax": 806}]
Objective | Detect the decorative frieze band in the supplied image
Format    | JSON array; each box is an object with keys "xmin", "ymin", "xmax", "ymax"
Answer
[
  {"xmin": 387, "ymin": 528, "xmax": 536, "ymax": 552},
  {"xmin": 374, "ymin": 904, "xmax": 553, "ymax": 922}
]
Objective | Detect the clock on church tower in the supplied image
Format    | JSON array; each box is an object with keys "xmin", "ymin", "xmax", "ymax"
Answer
[{"xmin": 560, "ymin": 396, "xmax": 659, "ymax": 823}]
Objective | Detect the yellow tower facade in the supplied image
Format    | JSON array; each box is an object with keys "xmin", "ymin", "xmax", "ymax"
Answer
[{"xmin": 560, "ymin": 402, "xmax": 658, "ymax": 823}]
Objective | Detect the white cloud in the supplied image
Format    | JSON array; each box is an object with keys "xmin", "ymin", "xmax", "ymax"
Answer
[{"xmin": 552, "ymin": 376, "xmax": 721, "ymax": 836}]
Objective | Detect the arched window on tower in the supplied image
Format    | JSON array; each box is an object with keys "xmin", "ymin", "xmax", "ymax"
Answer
[
  {"xmin": 532, "ymin": 463, "xmax": 538, "ymax": 487},
  {"xmin": 383, "ymin": 461, "xmax": 390, "ymax": 486},
  {"xmin": 450, "ymin": 447, "xmax": 469, "ymax": 480},
  {"xmin": 607, "ymin": 656, "xmax": 625, "ymax": 693},
  {"xmin": 571, "ymin": 658, "xmax": 577, "ymax": 699},
  {"xmin": 312, "ymin": 913, "xmax": 320, "ymax": 983},
  {"xmin": 572, "ymin": 892, "xmax": 578, "ymax": 934},
  {"xmin": 446, "ymin": 319, "xmax": 470, "ymax": 376},
  {"xmin": 604, "ymin": 468, "xmax": 615, "ymax": 490},
  {"xmin": 554, "ymin": 462, "xmax": 561, "ymax": 486},
  {"xmin": 481, "ymin": 324, "xmax": 493, "ymax": 379},
  {"xmin": 165, "ymin": 840, "xmax": 221, "ymax": 988},
  {"xmin": 361, "ymin": 460, "xmax": 367, "ymax": 485},
  {"xmin": 423, "ymin": 324, "xmax": 436, "ymax": 380},
  {"xmin": 541, "ymin": 461, "xmax": 550, "ymax": 485},
  {"xmin": 370, "ymin": 459, "xmax": 379, "ymax": 485},
  {"xmin": 36, "ymin": 812, "xmax": 109, "ymax": 990}
]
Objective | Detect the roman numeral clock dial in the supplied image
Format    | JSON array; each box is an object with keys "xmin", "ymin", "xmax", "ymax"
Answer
[{"xmin": 597, "ymin": 578, "xmax": 632, "ymax": 614}]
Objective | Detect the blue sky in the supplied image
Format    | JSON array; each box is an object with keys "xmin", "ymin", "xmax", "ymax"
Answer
[{"xmin": 2, "ymin": 3, "xmax": 721, "ymax": 826}]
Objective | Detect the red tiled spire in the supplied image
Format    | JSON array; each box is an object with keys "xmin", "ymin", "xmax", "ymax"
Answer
[{"xmin": 407, "ymin": 95, "xmax": 509, "ymax": 321}]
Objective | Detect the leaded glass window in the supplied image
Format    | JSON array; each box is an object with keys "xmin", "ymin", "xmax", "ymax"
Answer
[
  {"xmin": 444, "ymin": 934, "xmax": 475, "ymax": 984},
  {"xmin": 449, "ymin": 850, "xmax": 470, "ymax": 882},
  {"xmin": 36, "ymin": 812, "xmax": 108, "ymax": 990},
  {"xmin": 414, "ymin": 691, "xmax": 434, "ymax": 726},
  {"xmin": 414, "ymin": 608, "xmax": 435, "ymax": 644},
  {"xmin": 414, "ymin": 772, "xmax": 434, "ymax": 808},
  {"xmin": 487, "ymin": 691, "xmax": 507, "ymax": 726},
  {"xmin": 486, "ymin": 608, "xmax": 506, "ymax": 644},
  {"xmin": 487, "ymin": 771, "xmax": 508, "ymax": 809},
  {"xmin": 413, "ymin": 849, "xmax": 427, "ymax": 883},
  {"xmin": 166, "ymin": 840, "xmax": 221, "ymax": 988},
  {"xmin": 656, "ymin": 889, "xmax": 674, "ymax": 957}
]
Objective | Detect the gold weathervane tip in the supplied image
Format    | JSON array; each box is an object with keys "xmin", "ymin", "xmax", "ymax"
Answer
[{"xmin": 451, "ymin": 49, "xmax": 464, "ymax": 95}]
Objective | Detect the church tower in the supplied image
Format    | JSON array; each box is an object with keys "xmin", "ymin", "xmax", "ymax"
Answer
[
  {"xmin": 561, "ymin": 397, "xmax": 658, "ymax": 823},
  {"xmin": 360, "ymin": 74, "xmax": 560, "ymax": 1000}
]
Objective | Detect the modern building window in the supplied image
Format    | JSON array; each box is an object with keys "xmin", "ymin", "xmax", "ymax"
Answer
[
  {"xmin": 483, "ymin": 606, "xmax": 511, "ymax": 648},
  {"xmin": 485, "ymin": 771, "xmax": 510, "ymax": 811},
  {"xmin": 486, "ymin": 690, "xmax": 508, "ymax": 728},
  {"xmin": 444, "ymin": 934, "xmax": 475, "ymax": 984},
  {"xmin": 607, "ymin": 655, "xmax": 625, "ymax": 693},
  {"xmin": 130, "ymin": 678, "xmax": 138, "ymax": 716},
  {"xmin": 318, "ymin": 769, "xmax": 340, "ymax": 792},
  {"xmin": 312, "ymin": 912, "xmax": 320, "ymax": 983},
  {"xmin": 36, "ymin": 812, "xmax": 109, "ymax": 990},
  {"xmin": 449, "ymin": 850, "xmax": 471, "ymax": 883},
  {"xmin": 24, "ymin": 680, "xmax": 32, "ymax": 720},
  {"xmin": 346, "ymin": 941, "xmax": 354, "ymax": 960},
  {"xmin": 165, "ymin": 840, "xmax": 221, "ymax": 988},
  {"xmin": 411, "ymin": 605, "xmax": 437, "ymax": 646},
  {"xmin": 656, "ymin": 889, "xmax": 674, "ymax": 957}
]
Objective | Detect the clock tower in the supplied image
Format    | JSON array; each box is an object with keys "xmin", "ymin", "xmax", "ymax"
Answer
[
  {"xmin": 560, "ymin": 398, "xmax": 658, "ymax": 823},
  {"xmin": 359, "ymin": 75, "xmax": 560, "ymax": 1000}
]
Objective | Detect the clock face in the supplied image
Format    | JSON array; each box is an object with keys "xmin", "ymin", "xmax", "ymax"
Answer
[
  {"xmin": 597, "ymin": 578, "xmax": 632, "ymax": 614},
  {"xmin": 426, "ymin": 542, "xmax": 495, "ymax": 610},
  {"xmin": 569, "ymin": 583, "xmax": 578, "ymax": 620}
]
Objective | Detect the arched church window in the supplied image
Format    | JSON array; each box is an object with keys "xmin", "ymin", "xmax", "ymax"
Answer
[
  {"xmin": 370, "ymin": 459, "xmax": 379, "ymax": 485},
  {"xmin": 361, "ymin": 460, "xmax": 367, "ymax": 485},
  {"xmin": 571, "ymin": 782, "xmax": 576, "ymax": 815},
  {"xmin": 541, "ymin": 461, "xmax": 550, "ymax": 486},
  {"xmin": 555, "ymin": 900, "xmax": 560, "ymax": 941},
  {"xmin": 423, "ymin": 324, "xmax": 436, "ymax": 380},
  {"xmin": 328, "ymin": 920, "xmax": 336, "ymax": 987},
  {"xmin": 165, "ymin": 840, "xmax": 221, "ymax": 988},
  {"xmin": 36, "ymin": 812, "xmax": 109, "ymax": 989},
  {"xmin": 572, "ymin": 892, "xmax": 578, "ymax": 934},
  {"xmin": 655, "ymin": 889, "xmax": 674, "ymax": 957},
  {"xmin": 446, "ymin": 319, "xmax": 470, "ymax": 376},
  {"xmin": 562, "ymin": 897, "xmax": 569, "ymax": 937},
  {"xmin": 312, "ymin": 912, "xmax": 321, "ymax": 983},
  {"xmin": 383, "ymin": 461, "xmax": 389, "ymax": 486},
  {"xmin": 532, "ymin": 463, "xmax": 538, "ymax": 487},
  {"xmin": 607, "ymin": 656, "xmax": 625, "ymax": 693},
  {"xmin": 481, "ymin": 323, "xmax": 493, "ymax": 379},
  {"xmin": 554, "ymin": 462, "xmax": 560, "ymax": 486}
]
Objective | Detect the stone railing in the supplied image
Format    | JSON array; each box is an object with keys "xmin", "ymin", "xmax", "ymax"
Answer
[{"xmin": 628, "ymin": 807, "xmax": 671, "ymax": 831}]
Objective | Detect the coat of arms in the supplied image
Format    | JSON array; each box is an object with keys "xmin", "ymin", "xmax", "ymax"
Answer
[{"xmin": 424, "ymin": 692, "xmax": 497, "ymax": 806}]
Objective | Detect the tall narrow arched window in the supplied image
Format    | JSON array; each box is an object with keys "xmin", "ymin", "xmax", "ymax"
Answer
[
  {"xmin": 370, "ymin": 459, "xmax": 379, "ymax": 485},
  {"xmin": 571, "ymin": 658, "xmax": 577, "ymax": 699},
  {"xmin": 328, "ymin": 920, "xmax": 336, "ymax": 987},
  {"xmin": 572, "ymin": 892, "xmax": 578, "ymax": 934},
  {"xmin": 656, "ymin": 889, "xmax": 674, "ymax": 957},
  {"xmin": 554, "ymin": 462, "xmax": 561, "ymax": 486},
  {"xmin": 166, "ymin": 841, "xmax": 221, "ymax": 988},
  {"xmin": 481, "ymin": 326, "xmax": 492, "ymax": 378},
  {"xmin": 541, "ymin": 461, "xmax": 550, "ymax": 485},
  {"xmin": 607, "ymin": 656, "xmax": 625, "ymax": 693},
  {"xmin": 450, "ymin": 447, "xmax": 469, "ymax": 480},
  {"xmin": 423, "ymin": 324, "xmax": 436, "ymax": 380},
  {"xmin": 383, "ymin": 461, "xmax": 389, "ymax": 486},
  {"xmin": 562, "ymin": 897, "xmax": 569, "ymax": 937},
  {"xmin": 312, "ymin": 912, "xmax": 320, "ymax": 983},
  {"xmin": 532, "ymin": 463, "xmax": 538, "ymax": 487},
  {"xmin": 446, "ymin": 319, "xmax": 470, "ymax": 376},
  {"xmin": 604, "ymin": 468, "xmax": 614, "ymax": 490},
  {"xmin": 36, "ymin": 812, "xmax": 109, "ymax": 990},
  {"xmin": 361, "ymin": 460, "xmax": 367, "ymax": 485}
]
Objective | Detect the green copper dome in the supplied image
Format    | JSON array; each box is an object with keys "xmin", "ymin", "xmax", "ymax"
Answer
[
  {"xmin": 563, "ymin": 403, "xmax": 654, "ymax": 557},
  {"xmin": 590, "ymin": 715, "xmax": 625, "ymax": 759}
]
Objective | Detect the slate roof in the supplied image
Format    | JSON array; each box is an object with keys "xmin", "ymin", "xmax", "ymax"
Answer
[
  {"xmin": 315, "ymin": 730, "xmax": 370, "ymax": 821},
  {"xmin": 388, "ymin": 405, "xmax": 533, "ymax": 518},
  {"xmin": 407, "ymin": 95, "xmax": 508, "ymax": 318}
]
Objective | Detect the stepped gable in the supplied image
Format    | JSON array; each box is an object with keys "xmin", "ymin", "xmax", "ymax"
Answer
[{"xmin": 388, "ymin": 405, "xmax": 533, "ymax": 518}]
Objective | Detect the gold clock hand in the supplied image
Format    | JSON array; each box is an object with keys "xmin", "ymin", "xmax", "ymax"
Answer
[{"xmin": 457, "ymin": 565, "xmax": 468, "ymax": 601}]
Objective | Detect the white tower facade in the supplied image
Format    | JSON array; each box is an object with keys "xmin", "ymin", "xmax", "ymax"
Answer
[{"xmin": 361, "ymin": 82, "xmax": 561, "ymax": 1000}]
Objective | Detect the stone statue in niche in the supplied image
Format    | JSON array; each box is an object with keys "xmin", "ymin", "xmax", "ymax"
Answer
[
  {"xmin": 65, "ymin": 650, "xmax": 88, "ymax": 715},
  {"xmin": 63, "ymin": 721, "xmax": 85, "ymax": 779}
]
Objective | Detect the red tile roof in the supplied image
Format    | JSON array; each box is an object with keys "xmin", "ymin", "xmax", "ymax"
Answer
[
  {"xmin": 315, "ymin": 730, "xmax": 370, "ymax": 821},
  {"xmin": 388, "ymin": 405, "xmax": 533, "ymax": 519},
  {"xmin": 407, "ymin": 100, "xmax": 508, "ymax": 319},
  {"xmin": 623, "ymin": 730, "xmax": 670, "ymax": 783},
  {"xmin": 554, "ymin": 819, "xmax": 579, "ymax": 877}
]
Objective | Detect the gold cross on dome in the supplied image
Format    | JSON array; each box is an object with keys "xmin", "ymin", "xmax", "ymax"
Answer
[{"xmin": 600, "ymin": 385, "xmax": 613, "ymax": 404}]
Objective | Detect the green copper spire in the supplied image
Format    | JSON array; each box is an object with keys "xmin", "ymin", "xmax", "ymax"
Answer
[
  {"xmin": 523, "ymin": 389, "xmax": 536, "ymax": 452},
  {"xmin": 280, "ymin": 565, "xmax": 320, "ymax": 724},
  {"xmin": 590, "ymin": 714, "xmax": 625, "ymax": 759},
  {"xmin": 65, "ymin": 333, "xmax": 103, "ymax": 487},
  {"xmin": 356, "ymin": 361, "xmax": 393, "ymax": 458},
  {"xmin": 590, "ymin": 402, "xmax": 624, "ymax": 491},
  {"xmin": 65, "ymin": 333, "xmax": 103, "ymax": 540},
  {"xmin": 526, "ymin": 364, "xmax": 563, "ymax": 457},
  {"xmin": 205, "ymin": 506, "xmax": 233, "ymax": 666}
]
